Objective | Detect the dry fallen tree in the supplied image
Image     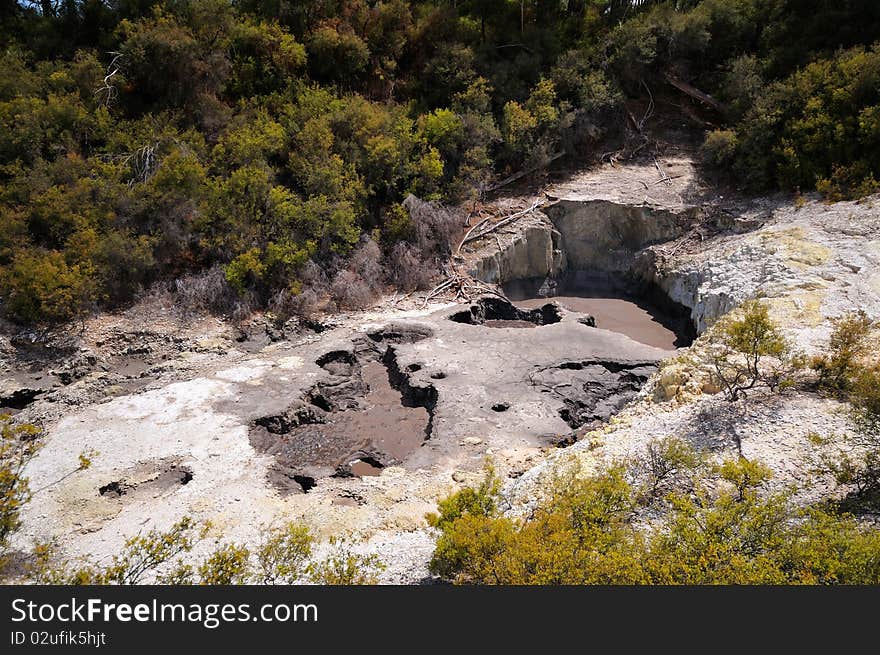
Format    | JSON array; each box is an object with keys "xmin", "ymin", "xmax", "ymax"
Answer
[
  {"xmin": 419, "ymin": 198, "xmax": 551, "ymax": 308},
  {"xmin": 420, "ymin": 272, "xmax": 507, "ymax": 308},
  {"xmin": 94, "ymin": 52, "xmax": 124, "ymax": 106},
  {"xmin": 457, "ymin": 199, "xmax": 547, "ymax": 255}
]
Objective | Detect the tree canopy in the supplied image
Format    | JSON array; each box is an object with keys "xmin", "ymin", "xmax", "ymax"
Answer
[{"xmin": 2, "ymin": 1, "xmax": 879, "ymax": 324}]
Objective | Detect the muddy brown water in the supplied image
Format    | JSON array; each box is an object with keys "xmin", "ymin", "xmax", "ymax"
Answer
[
  {"xmin": 505, "ymin": 275, "xmax": 690, "ymax": 350},
  {"xmin": 254, "ymin": 359, "xmax": 429, "ymax": 487},
  {"xmin": 353, "ymin": 361, "xmax": 429, "ymax": 461},
  {"xmin": 350, "ymin": 459, "xmax": 383, "ymax": 476},
  {"xmin": 514, "ymin": 296, "xmax": 678, "ymax": 350}
]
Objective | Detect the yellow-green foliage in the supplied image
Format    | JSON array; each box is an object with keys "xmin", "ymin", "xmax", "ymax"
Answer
[
  {"xmin": 706, "ymin": 299, "xmax": 797, "ymax": 401},
  {"xmin": 852, "ymin": 362, "xmax": 880, "ymax": 428},
  {"xmin": 811, "ymin": 311, "xmax": 875, "ymax": 392},
  {"xmin": 735, "ymin": 44, "xmax": 880, "ymax": 198},
  {"xmin": 633, "ymin": 435, "xmax": 707, "ymax": 502},
  {"xmin": 30, "ymin": 517, "xmax": 199, "ymax": 584},
  {"xmin": 426, "ymin": 465, "xmax": 501, "ymax": 531},
  {"xmin": 805, "ymin": 315, "xmax": 880, "ymax": 511},
  {"xmin": 0, "ymin": 251, "xmax": 97, "ymax": 324},
  {"xmin": 305, "ymin": 537, "xmax": 385, "ymax": 585},
  {"xmin": 428, "ymin": 451, "xmax": 880, "ymax": 585},
  {"xmin": 701, "ymin": 129, "xmax": 738, "ymax": 167},
  {"xmin": 5, "ymin": 1, "xmax": 879, "ymax": 324},
  {"xmin": 25, "ymin": 517, "xmax": 382, "ymax": 586},
  {"xmin": 0, "ymin": 416, "xmax": 41, "ymax": 563},
  {"xmin": 197, "ymin": 543, "xmax": 251, "ymax": 585},
  {"xmin": 257, "ymin": 521, "xmax": 312, "ymax": 584}
]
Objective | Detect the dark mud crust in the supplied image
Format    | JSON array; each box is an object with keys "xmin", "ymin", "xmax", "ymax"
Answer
[
  {"xmin": 250, "ymin": 328, "xmax": 438, "ymax": 495},
  {"xmin": 98, "ymin": 459, "xmax": 193, "ymax": 498},
  {"xmin": 529, "ymin": 359, "xmax": 658, "ymax": 430},
  {"xmin": 448, "ymin": 297, "xmax": 563, "ymax": 327}
]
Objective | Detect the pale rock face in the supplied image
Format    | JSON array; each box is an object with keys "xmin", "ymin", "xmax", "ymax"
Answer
[
  {"xmin": 654, "ymin": 201, "xmax": 880, "ymax": 337},
  {"xmin": 459, "ymin": 166, "xmax": 880, "ymax": 531},
  {"xmin": 466, "ymin": 188, "xmax": 880, "ymax": 342},
  {"xmin": 547, "ymin": 200, "xmax": 697, "ymax": 272},
  {"xmin": 470, "ymin": 223, "xmax": 566, "ymax": 283},
  {"xmin": 467, "ymin": 200, "xmax": 697, "ymax": 284}
]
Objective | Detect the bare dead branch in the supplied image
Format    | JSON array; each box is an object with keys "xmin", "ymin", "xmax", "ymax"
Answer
[{"xmin": 95, "ymin": 52, "xmax": 124, "ymax": 106}]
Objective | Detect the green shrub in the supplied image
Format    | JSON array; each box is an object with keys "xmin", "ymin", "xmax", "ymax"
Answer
[
  {"xmin": 197, "ymin": 543, "xmax": 251, "ymax": 585},
  {"xmin": 706, "ymin": 299, "xmax": 798, "ymax": 401},
  {"xmin": 811, "ymin": 311, "xmax": 874, "ymax": 392},
  {"xmin": 257, "ymin": 521, "xmax": 313, "ymax": 584},
  {"xmin": 852, "ymin": 362, "xmax": 880, "ymax": 433},
  {"xmin": 702, "ymin": 129, "xmax": 738, "ymax": 168},
  {"xmin": 0, "ymin": 417, "xmax": 41, "ymax": 568},
  {"xmin": 28, "ymin": 517, "xmax": 382, "ymax": 586},
  {"xmin": 0, "ymin": 250, "xmax": 97, "ymax": 324},
  {"xmin": 429, "ymin": 451, "xmax": 880, "ymax": 585},
  {"xmin": 305, "ymin": 537, "xmax": 385, "ymax": 585}
]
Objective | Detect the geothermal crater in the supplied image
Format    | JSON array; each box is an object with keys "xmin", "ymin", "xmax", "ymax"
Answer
[
  {"xmin": 9, "ymin": 157, "xmax": 879, "ymax": 584},
  {"xmin": 247, "ymin": 198, "xmax": 707, "ymax": 491},
  {"xmin": 505, "ymin": 272, "xmax": 694, "ymax": 350},
  {"xmin": 250, "ymin": 328, "xmax": 438, "ymax": 493}
]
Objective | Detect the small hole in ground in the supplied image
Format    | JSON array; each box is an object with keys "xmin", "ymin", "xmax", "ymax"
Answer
[
  {"xmin": 293, "ymin": 475, "xmax": 316, "ymax": 492},
  {"xmin": 405, "ymin": 363, "xmax": 422, "ymax": 372},
  {"xmin": 350, "ymin": 457, "xmax": 384, "ymax": 477},
  {"xmin": 491, "ymin": 403, "xmax": 510, "ymax": 412},
  {"xmin": 308, "ymin": 393, "xmax": 333, "ymax": 412},
  {"xmin": 430, "ymin": 371, "xmax": 446, "ymax": 379},
  {"xmin": 99, "ymin": 481, "xmax": 126, "ymax": 497}
]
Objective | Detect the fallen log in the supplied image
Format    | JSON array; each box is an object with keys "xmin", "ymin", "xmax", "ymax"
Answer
[
  {"xmin": 486, "ymin": 152, "xmax": 565, "ymax": 193},
  {"xmin": 459, "ymin": 199, "xmax": 545, "ymax": 249},
  {"xmin": 456, "ymin": 218, "xmax": 490, "ymax": 255},
  {"xmin": 663, "ymin": 70, "xmax": 727, "ymax": 114}
]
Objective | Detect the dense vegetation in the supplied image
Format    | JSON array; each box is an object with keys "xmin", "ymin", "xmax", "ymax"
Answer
[
  {"xmin": 429, "ymin": 454, "xmax": 880, "ymax": 584},
  {"xmin": 2, "ymin": 1, "xmax": 880, "ymax": 325}
]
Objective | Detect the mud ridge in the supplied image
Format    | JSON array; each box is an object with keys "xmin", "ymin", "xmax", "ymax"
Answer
[
  {"xmin": 529, "ymin": 359, "xmax": 659, "ymax": 430},
  {"xmin": 250, "ymin": 328, "xmax": 438, "ymax": 494},
  {"xmin": 448, "ymin": 297, "xmax": 564, "ymax": 327}
]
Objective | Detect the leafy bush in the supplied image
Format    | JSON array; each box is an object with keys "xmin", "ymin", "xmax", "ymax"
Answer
[
  {"xmin": 852, "ymin": 363, "xmax": 880, "ymax": 429},
  {"xmin": 30, "ymin": 517, "xmax": 200, "ymax": 585},
  {"xmin": 5, "ymin": 1, "xmax": 880, "ymax": 326},
  {"xmin": 305, "ymin": 537, "xmax": 384, "ymax": 585},
  {"xmin": 428, "ymin": 449, "xmax": 880, "ymax": 585},
  {"xmin": 0, "ymin": 416, "xmax": 41, "ymax": 567},
  {"xmin": 27, "ymin": 518, "xmax": 383, "ymax": 586},
  {"xmin": 705, "ymin": 299, "xmax": 799, "ymax": 401},
  {"xmin": 806, "ymin": 315, "xmax": 880, "ymax": 511},
  {"xmin": 701, "ymin": 129, "xmax": 738, "ymax": 168},
  {"xmin": 631, "ymin": 435, "xmax": 707, "ymax": 503},
  {"xmin": 196, "ymin": 543, "xmax": 251, "ymax": 585},
  {"xmin": 257, "ymin": 521, "xmax": 312, "ymax": 584},
  {"xmin": 811, "ymin": 311, "xmax": 875, "ymax": 392},
  {"xmin": 731, "ymin": 44, "xmax": 880, "ymax": 196},
  {"xmin": 0, "ymin": 251, "xmax": 97, "ymax": 324}
]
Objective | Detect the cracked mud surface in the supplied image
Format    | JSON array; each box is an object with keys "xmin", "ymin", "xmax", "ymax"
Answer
[
  {"xmin": 528, "ymin": 359, "xmax": 658, "ymax": 431},
  {"xmin": 9, "ymin": 295, "xmax": 668, "ymax": 582},
  {"xmin": 251, "ymin": 339, "xmax": 435, "ymax": 493}
]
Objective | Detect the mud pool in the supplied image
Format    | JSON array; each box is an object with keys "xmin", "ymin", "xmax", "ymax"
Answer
[{"xmin": 504, "ymin": 273, "xmax": 694, "ymax": 350}]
